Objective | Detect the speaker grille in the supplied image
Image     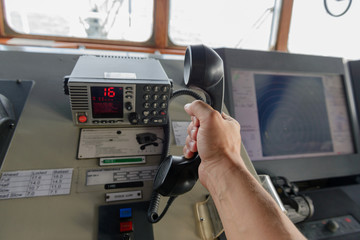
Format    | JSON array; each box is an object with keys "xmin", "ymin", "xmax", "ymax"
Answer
[{"xmin": 69, "ymin": 86, "xmax": 89, "ymax": 110}]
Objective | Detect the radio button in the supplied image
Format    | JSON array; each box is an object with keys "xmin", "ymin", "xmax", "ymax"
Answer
[
  {"xmin": 153, "ymin": 86, "xmax": 160, "ymax": 92},
  {"xmin": 152, "ymin": 94, "xmax": 159, "ymax": 100},
  {"xmin": 160, "ymin": 110, "xmax": 166, "ymax": 116},
  {"xmin": 143, "ymin": 102, "xmax": 150, "ymax": 109},
  {"xmin": 152, "ymin": 118, "xmax": 165, "ymax": 124},
  {"xmin": 125, "ymin": 91, "xmax": 133, "ymax": 94},
  {"xmin": 144, "ymin": 94, "xmax": 150, "ymax": 101},
  {"xmin": 128, "ymin": 113, "xmax": 140, "ymax": 124},
  {"xmin": 162, "ymin": 86, "xmax": 169, "ymax": 92},
  {"xmin": 125, "ymin": 87, "xmax": 133, "ymax": 90},
  {"xmin": 160, "ymin": 103, "xmax": 167, "ymax": 109},
  {"xmin": 161, "ymin": 94, "xmax": 168, "ymax": 101},
  {"xmin": 151, "ymin": 110, "xmax": 158, "ymax": 116},
  {"xmin": 78, "ymin": 115, "xmax": 88, "ymax": 123},
  {"xmin": 125, "ymin": 95, "xmax": 133, "ymax": 99},
  {"xmin": 125, "ymin": 102, "xmax": 133, "ymax": 111},
  {"xmin": 144, "ymin": 86, "xmax": 151, "ymax": 91},
  {"xmin": 152, "ymin": 103, "xmax": 159, "ymax": 108},
  {"xmin": 142, "ymin": 118, "xmax": 150, "ymax": 124},
  {"xmin": 143, "ymin": 110, "xmax": 150, "ymax": 116}
]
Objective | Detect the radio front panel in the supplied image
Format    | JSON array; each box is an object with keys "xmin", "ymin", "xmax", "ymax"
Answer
[{"xmin": 68, "ymin": 79, "xmax": 171, "ymax": 126}]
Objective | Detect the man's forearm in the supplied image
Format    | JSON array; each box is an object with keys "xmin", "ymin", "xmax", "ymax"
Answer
[{"xmin": 204, "ymin": 159, "xmax": 306, "ymax": 240}]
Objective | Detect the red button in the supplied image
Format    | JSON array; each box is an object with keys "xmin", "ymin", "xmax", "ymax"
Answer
[
  {"xmin": 78, "ymin": 115, "xmax": 87, "ymax": 123},
  {"xmin": 120, "ymin": 221, "xmax": 133, "ymax": 233}
]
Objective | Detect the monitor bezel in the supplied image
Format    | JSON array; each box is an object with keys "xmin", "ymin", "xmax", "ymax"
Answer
[{"xmin": 215, "ymin": 48, "xmax": 360, "ymax": 182}]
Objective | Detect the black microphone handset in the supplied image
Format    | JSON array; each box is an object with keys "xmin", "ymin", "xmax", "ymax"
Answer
[{"xmin": 147, "ymin": 45, "xmax": 225, "ymax": 223}]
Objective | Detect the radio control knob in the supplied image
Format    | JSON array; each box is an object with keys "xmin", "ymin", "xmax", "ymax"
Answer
[
  {"xmin": 325, "ymin": 220, "xmax": 340, "ymax": 233},
  {"xmin": 128, "ymin": 112, "xmax": 140, "ymax": 124},
  {"xmin": 125, "ymin": 102, "xmax": 133, "ymax": 111}
]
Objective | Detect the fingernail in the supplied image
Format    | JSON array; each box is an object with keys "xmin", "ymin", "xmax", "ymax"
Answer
[{"xmin": 184, "ymin": 103, "xmax": 190, "ymax": 109}]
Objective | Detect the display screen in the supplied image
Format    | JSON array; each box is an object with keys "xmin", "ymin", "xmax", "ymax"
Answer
[
  {"xmin": 91, "ymin": 86, "xmax": 124, "ymax": 118},
  {"xmin": 231, "ymin": 70, "xmax": 354, "ymax": 161}
]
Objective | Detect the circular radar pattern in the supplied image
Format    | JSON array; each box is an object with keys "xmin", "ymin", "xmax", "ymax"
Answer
[{"xmin": 254, "ymin": 74, "xmax": 333, "ymax": 157}]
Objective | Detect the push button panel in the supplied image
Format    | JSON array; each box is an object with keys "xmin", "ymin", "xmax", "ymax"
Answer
[
  {"xmin": 136, "ymin": 83, "xmax": 171, "ymax": 126},
  {"xmin": 98, "ymin": 202, "xmax": 154, "ymax": 240}
]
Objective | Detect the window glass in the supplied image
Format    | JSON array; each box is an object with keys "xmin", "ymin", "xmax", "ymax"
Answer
[
  {"xmin": 169, "ymin": 0, "xmax": 276, "ymax": 50},
  {"xmin": 289, "ymin": 0, "xmax": 360, "ymax": 60},
  {"xmin": 3, "ymin": 0, "xmax": 153, "ymax": 42}
]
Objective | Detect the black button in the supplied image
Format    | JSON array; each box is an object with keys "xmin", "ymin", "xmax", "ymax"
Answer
[
  {"xmin": 125, "ymin": 102, "xmax": 133, "ymax": 111},
  {"xmin": 143, "ymin": 110, "xmax": 150, "ymax": 116},
  {"xmin": 152, "ymin": 118, "xmax": 165, "ymax": 123},
  {"xmin": 153, "ymin": 86, "xmax": 160, "ymax": 92},
  {"xmin": 144, "ymin": 94, "xmax": 150, "ymax": 101},
  {"xmin": 160, "ymin": 102, "xmax": 167, "ymax": 109},
  {"xmin": 143, "ymin": 102, "xmax": 150, "ymax": 109},
  {"xmin": 162, "ymin": 86, "xmax": 169, "ymax": 92}
]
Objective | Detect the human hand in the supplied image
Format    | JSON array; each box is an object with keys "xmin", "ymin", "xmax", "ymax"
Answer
[{"xmin": 183, "ymin": 100, "xmax": 244, "ymax": 188}]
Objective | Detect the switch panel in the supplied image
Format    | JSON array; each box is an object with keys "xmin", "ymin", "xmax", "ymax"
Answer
[
  {"xmin": 297, "ymin": 215, "xmax": 360, "ymax": 239},
  {"xmin": 98, "ymin": 201, "xmax": 154, "ymax": 240}
]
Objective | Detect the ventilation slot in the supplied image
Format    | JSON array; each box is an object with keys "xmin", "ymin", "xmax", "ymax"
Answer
[{"xmin": 69, "ymin": 86, "xmax": 89, "ymax": 110}]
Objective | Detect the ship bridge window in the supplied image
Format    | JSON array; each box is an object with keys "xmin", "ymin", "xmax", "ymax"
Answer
[
  {"xmin": 289, "ymin": 0, "xmax": 360, "ymax": 60},
  {"xmin": 168, "ymin": 0, "xmax": 276, "ymax": 50},
  {"xmin": 2, "ymin": 0, "xmax": 154, "ymax": 43}
]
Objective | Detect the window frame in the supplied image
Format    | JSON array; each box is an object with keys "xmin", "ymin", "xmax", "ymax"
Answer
[{"xmin": 0, "ymin": 0, "xmax": 292, "ymax": 54}]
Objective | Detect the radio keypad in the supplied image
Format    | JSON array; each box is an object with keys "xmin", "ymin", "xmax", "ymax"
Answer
[{"xmin": 140, "ymin": 84, "xmax": 170, "ymax": 125}]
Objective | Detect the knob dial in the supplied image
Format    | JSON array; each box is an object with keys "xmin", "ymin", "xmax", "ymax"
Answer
[
  {"xmin": 128, "ymin": 112, "xmax": 140, "ymax": 124},
  {"xmin": 125, "ymin": 102, "xmax": 133, "ymax": 111},
  {"xmin": 325, "ymin": 220, "xmax": 340, "ymax": 233}
]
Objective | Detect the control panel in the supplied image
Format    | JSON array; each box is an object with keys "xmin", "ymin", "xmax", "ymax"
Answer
[
  {"xmin": 64, "ymin": 56, "xmax": 172, "ymax": 126},
  {"xmin": 297, "ymin": 215, "xmax": 360, "ymax": 239},
  {"xmin": 98, "ymin": 202, "xmax": 154, "ymax": 240}
]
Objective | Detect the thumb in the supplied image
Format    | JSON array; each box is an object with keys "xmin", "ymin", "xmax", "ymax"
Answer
[{"xmin": 184, "ymin": 100, "xmax": 218, "ymax": 122}]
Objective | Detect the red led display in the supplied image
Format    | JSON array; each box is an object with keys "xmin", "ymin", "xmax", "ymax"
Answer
[{"xmin": 91, "ymin": 87, "xmax": 124, "ymax": 118}]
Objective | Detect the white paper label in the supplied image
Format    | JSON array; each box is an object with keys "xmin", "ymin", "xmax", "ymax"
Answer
[
  {"xmin": 104, "ymin": 72, "xmax": 137, "ymax": 79},
  {"xmin": 106, "ymin": 190, "xmax": 142, "ymax": 202},
  {"xmin": 86, "ymin": 165, "xmax": 158, "ymax": 186},
  {"xmin": 78, "ymin": 127, "xmax": 164, "ymax": 159},
  {"xmin": 0, "ymin": 168, "xmax": 73, "ymax": 200},
  {"xmin": 172, "ymin": 121, "xmax": 190, "ymax": 146}
]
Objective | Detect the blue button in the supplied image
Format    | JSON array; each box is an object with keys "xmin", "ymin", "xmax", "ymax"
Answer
[{"xmin": 120, "ymin": 208, "xmax": 132, "ymax": 218}]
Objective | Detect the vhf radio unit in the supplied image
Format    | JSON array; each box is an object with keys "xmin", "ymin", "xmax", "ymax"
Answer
[{"xmin": 64, "ymin": 56, "xmax": 172, "ymax": 126}]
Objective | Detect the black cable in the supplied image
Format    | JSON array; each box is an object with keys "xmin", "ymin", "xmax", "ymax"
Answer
[
  {"xmin": 147, "ymin": 192, "xmax": 177, "ymax": 223},
  {"xmin": 171, "ymin": 89, "xmax": 205, "ymax": 102},
  {"xmin": 324, "ymin": 0, "xmax": 352, "ymax": 17}
]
